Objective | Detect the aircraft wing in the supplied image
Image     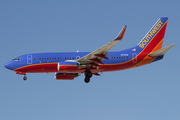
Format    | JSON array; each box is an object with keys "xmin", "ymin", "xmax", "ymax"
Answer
[{"xmin": 77, "ymin": 25, "xmax": 127, "ymax": 65}]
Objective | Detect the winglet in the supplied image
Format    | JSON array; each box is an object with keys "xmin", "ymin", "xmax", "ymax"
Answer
[{"xmin": 114, "ymin": 25, "xmax": 127, "ymax": 41}]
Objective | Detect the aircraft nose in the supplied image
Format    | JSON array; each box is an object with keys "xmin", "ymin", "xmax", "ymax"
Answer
[{"xmin": 4, "ymin": 61, "xmax": 14, "ymax": 70}]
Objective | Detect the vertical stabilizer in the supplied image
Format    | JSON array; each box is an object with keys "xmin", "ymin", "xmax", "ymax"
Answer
[{"xmin": 137, "ymin": 17, "xmax": 168, "ymax": 52}]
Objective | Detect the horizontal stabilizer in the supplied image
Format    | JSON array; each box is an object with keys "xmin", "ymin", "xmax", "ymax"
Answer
[{"xmin": 148, "ymin": 44, "xmax": 175, "ymax": 57}]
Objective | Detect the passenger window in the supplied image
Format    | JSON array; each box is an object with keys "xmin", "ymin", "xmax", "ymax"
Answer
[{"xmin": 13, "ymin": 58, "xmax": 20, "ymax": 61}]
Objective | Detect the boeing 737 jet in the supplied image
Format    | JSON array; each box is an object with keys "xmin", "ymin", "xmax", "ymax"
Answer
[{"xmin": 4, "ymin": 17, "xmax": 174, "ymax": 83}]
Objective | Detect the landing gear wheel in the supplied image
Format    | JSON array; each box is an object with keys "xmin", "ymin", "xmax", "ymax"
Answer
[
  {"xmin": 23, "ymin": 76, "xmax": 27, "ymax": 81},
  {"xmin": 84, "ymin": 77, "xmax": 90, "ymax": 83},
  {"xmin": 87, "ymin": 72, "xmax": 92, "ymax": 78},
  {"xmin": 85, "ymin": 70, "xmax": 92, "ymax": 78}
]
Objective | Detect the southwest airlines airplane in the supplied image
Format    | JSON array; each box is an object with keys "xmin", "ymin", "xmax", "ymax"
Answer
[{"xmin": 4, "ymin": 17, "xmax": 174, "ymax": 83}]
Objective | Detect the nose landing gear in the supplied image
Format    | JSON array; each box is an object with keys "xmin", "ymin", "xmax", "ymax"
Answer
[
  {"xmin": 16, "ymin": 71, "xmax": 27, "ymax": 81},
  {"xmin": 23, "ymin": 75, "xmax": 27, "ymax": 81}
]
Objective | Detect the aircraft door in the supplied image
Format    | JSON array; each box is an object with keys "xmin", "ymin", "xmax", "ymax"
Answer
[
  {"xmin": 27, "ymin": 55, "xmax": 32, "ymax": 64},
  {"xmin": 132, "ymin": 53, "xmax": 137, "ymax": 63}
]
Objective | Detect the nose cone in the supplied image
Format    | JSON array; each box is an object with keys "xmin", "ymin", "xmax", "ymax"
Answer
[{"xmin": 4, "ymin": 61, "xmax": 14, "ymax": 70}]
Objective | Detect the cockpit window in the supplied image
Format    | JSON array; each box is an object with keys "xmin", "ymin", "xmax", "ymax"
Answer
[{"xmin": 13, "ymin": 58, "xmax": 20, "ymax": 61}]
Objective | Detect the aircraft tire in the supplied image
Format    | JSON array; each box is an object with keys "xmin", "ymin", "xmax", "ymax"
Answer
[
  {"xmin": 23, "ymin": 76, "xmax": 27, "ymax": 80},
  {"xmin": 87, "ymin": 72, "xmax": 92, "ymax": 78},
  {"xmin": 84, "ymin": 77, "xmax": 90, "ymax": 83}
]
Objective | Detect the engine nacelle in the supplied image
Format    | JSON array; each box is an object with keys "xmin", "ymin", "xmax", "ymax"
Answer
[
  {"xmin": 55, "ymin": 73, "xmax": 79, "ymax": 80},
  {"xmin": 58, "ymin": 61, "xmax": 78, "ymax": 72}
]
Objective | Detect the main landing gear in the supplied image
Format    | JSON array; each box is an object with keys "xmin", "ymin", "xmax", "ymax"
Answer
[{"xmin": 84, "ymin": 70, "xmax": 92, "ymax": 83}]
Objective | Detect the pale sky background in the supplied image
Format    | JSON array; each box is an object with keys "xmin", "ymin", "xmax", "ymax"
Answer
[{"xmin": 0, "ymin": 0, "xmax": 179, "ymax": 120}]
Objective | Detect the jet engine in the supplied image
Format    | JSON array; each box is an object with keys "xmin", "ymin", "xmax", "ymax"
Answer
[
  {"xmin": 55, "ymin": 73, "xmax": 79, "ymax": 80},
  {"xmin": 58, "ymin": 61, "xmax": 79, "ymax": 72}
]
